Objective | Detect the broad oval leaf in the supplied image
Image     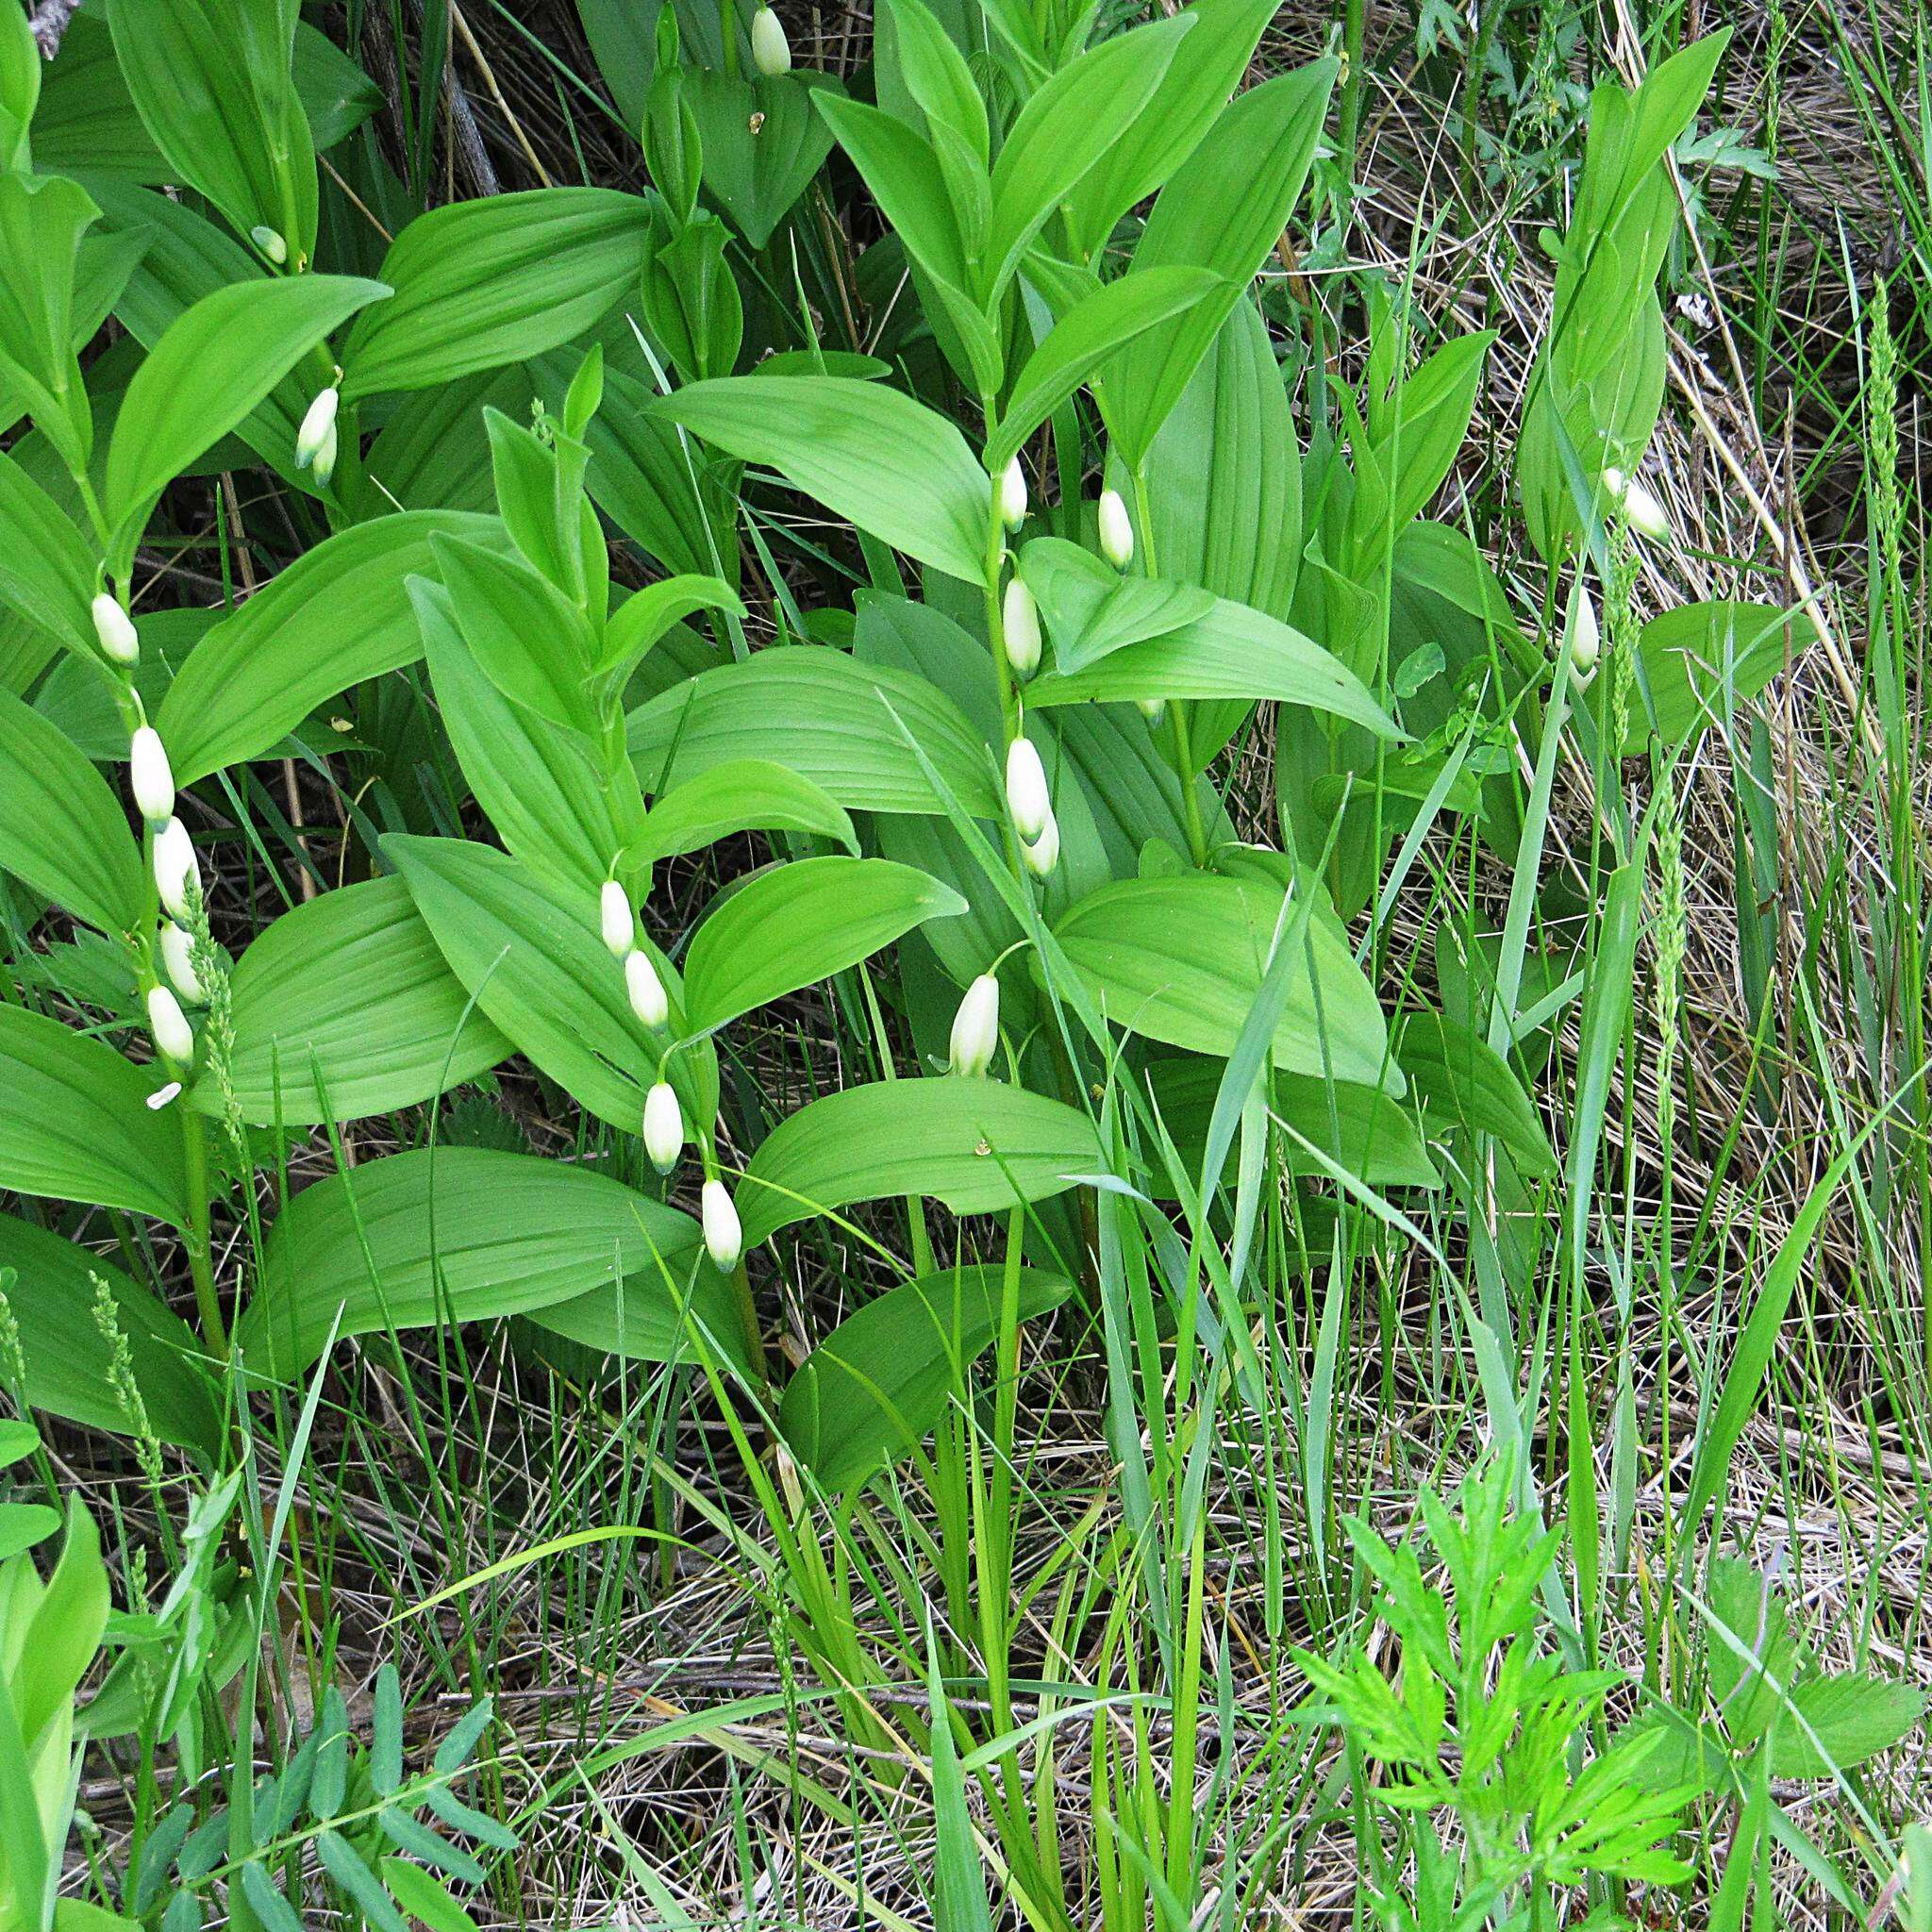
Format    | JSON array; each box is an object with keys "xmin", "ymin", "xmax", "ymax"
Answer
[
  {"xmin": 201, "ymin": 876, "xmax": 511, "ymax": 1127},
  {"xmin": 1612, "ymin": 600, "xmax": 1819, "ymax": 756},
  {"xmin": 780, "ymin": 1264, "xmax": 1075, "ymax": 1491},
  {"xmin": 686, "ymin": 69, "xmax": 842, "ymax": 248},
  {"xmin": 341, "ymin": 189, "xmax": 652, "ymax": 401},
  {"xmin": 738, "ymin": 1076, "xmax": 1104, "ymax": 1247},
  {"xmin": 0, "ymin": 1004, "xmax": 189, "ymax": 1224},
  {"xmin": 658, "ymin": 375, "xmax": 990, "ymax": 584},
  {"xmin": 684, "ymin": 856, "xmax": 966, "ymax": 1034},
  {"xmin": 628, "ymin": 758, "xmax": 857, "ymax": 864},
  {"xmin": 235, "ymin": 1147, "xmax": 750, "ymax": 1380},
  {"xmin": 0, "ymin": 685, "xmax": 146, "ymax": 937},
  {"xmin": 626, "ymin": 647, "xmax": 998, "ymax": 818},
  {"xmin": 104, "ymin": 273, "xmax": 389, "ymax": 567},
  {"xmin": 158, "ymin": 509, "xmax": 509, "ymax": 783},
  {"xmin": 1394, "ymin": 1011, "xmax": 1555, "ymax": 1179},
  {"xmin": 1052, "ymin": 872, "xmax": 1391, "ymax": 1087},
  {"xmin": 0, "ymin": 1212, "xmax": 219, "ymax": 1457}
]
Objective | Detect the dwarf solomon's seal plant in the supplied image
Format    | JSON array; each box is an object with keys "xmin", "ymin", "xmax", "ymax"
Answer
[{"xmin": 0, "ymin": 0, "xmax": 1756, "ymax": 1694}]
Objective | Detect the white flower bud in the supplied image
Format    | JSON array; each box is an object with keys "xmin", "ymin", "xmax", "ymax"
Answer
[
  {"xmin": 1568, "ymin": 588, "xmax": 1600, "ymax": 675},
  {"xmin": 152, "ymin": 817, "xmax": 202, "ymax": 921},
  {"xmin": 625, "ymin": 947, "xmax": 669, "ymax": 1028},
  {"xmin": 145, "ymin": 1080, "xmax": 182, "ymax": 1111},
  {"xmin": 128, "ymin": 725, "xmax": 175, "ymax": 824},
  {"xmin": 702, "ymin": 1178, "xmax": 742, "ymax": 1271},
  {"xmin": 642, "ymin": 1080, "xmax": 684, "ymax": 1173},
  {"xmin": 1136, "ymin": 696, "xmax": 1166, "ymax": 724},
  {"xmin": 1005, "ymin": 735, "xmax": 1050, "ymax": 841},
  {"xmin": 295, "ymin": 385, "xmax": 340, "ymax": 472},
  {"xmin": 600, "ymin": 879, "xmax": 635, "ymax": 957},
  {"xmin": 1096, "ymin": 488, "xmax": 1134, "ymax": 569},
  {"xmin": 1003, "ymin": 577, "xmax": 1041, "ymax": 680},
  {"xmin": 158, "ymin": 921, "xmax": 205, "ymax": 1003},
  {"xmin": 1601, "ymin": 464, "xmax": 1668, "ymax": 541},
  {"xmin": 92, "ymin": 593, "xmax": 139, "ymax": 666},
  {"xmin": 1022, "ymin": 809, "xmax": 1059, "ymax": 877},
  {"xmin": 750, "ymin": 5, "xmax": 791, "ymax": 74},
  {"xmin": 311, "ymin": 423, "xmax": 339, "ymax": 490},
  {"xmin": 949, "ymin": 973, "xmax": 1000, "ymax": 1078},
  {"xmin": 998, "ymin": 457, "xmax": 1027, "ymax": 531},
  {"xmin": 146, "ymin": 983, "xmax": 194, "ymax": 1066},
  {"xmin": 251, "ymin": 225, "xmax": 288, "ymax": 265}
]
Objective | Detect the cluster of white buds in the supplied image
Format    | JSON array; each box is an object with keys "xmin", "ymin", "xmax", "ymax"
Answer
[
  {"xmin": 948, "ymin": 973, "xmax": 1000, "ymax": 1078},
  {"xmin": 998, "ymin": 457, "xmax": 1027, "ymax": 532},
  {"xmin": 295, "ymin": 381, "xmax": 341, "ymax": 489},
  {"xmin": 750, "ymin": 5, "xmax": 791, "ymax": 73},
  {"xmin": 701, "ymin": 1177, "xmax": 742, "ymax": 1272},
  {"xmin": 152, "ymin": 816, "xmax": 202, "ymax": 922},
  {"xmin": 1003, "ymin": 577, "xmax": 1041, "ymax": 681},
  {"xmin": 92, "ymin": 592, "xmax": 139, "ymax": 667},
  {"xmin": 128, "ymin": 724, "xmax": 175, "ymax": 824},
  {"xmin": 1096, "ymin": 487, "xmax": 1134, "ymax": 569},
  {"xmin": 146, "ymin": 982, "xmax": 194, "ymax": 1069},
  {"xmin": 1599, "ymin": 465, "xmax": 1668, "ymax": 541},
  {"xmin": 1004, "ymin": 734, "xmax": 1058, "ymax": 876}
]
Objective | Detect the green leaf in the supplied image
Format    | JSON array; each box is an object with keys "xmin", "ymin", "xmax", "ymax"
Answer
[
  {"xmin": 104, "ymin": 274, "xmax": 388, "ymax": 568},
  {"xmin": 0, "ymin": 685, "xmax": 146, "ymax": 938},
  {"xmin": 684, "ymin": 856, "xmax": 965, "ymax": 1034},
  {"xmin": 0, "ymin": 1213, "xmax": 220, "ymax": 1457},
  {"xmin": 626, "ymin": 646, "xmax": 999, "ymax": 817},
  {"xmin": 1395, "ymin": 1012, "xmax": 1556, "ymax": 1178},
  {"xmin": 158, "ymin": 510, "xmax": 508, "ymax": 783},
  {"xmin": 341, "ymin": 190, "xmax": 652, "ymax": 401},
  {"xmin": 415, "ymin": 579, "xmax": 627, "ymax": 895},
  {"xmin": 1058, "ymin": 0, "xmax": 1278, "ymax": 257},
  {"xmin": 389, "ymin": 836, "xmax": 716, "ymax": 1140},
  {"xmin": 1104, "ymin": 59, "xmax": 1335, "ymax": 468},
  {"xmin": 1611, "ymin": 600, "xmax": 1818, "ymax": 755},
  {"xmin": 1774, "ymin": 1674, "xmax": 1926, "ymax": 1780},
  {"xmin": 738, "ymin": 1076, "xmax": 1104, "ymax": 1247},
  {"xmin": 203, "ymin": 876, "xmax": 510, "ymax": 1127},
  {"xmin": 781, "ymin": 1264, "xmax": 1074, "ymax": 1491},
  {"xmin": 236, "ymin": 1147, "xmax": 748, "ymax": 1379},
  {"xmin": 1051, "ymin": 872, "xmax": 1391, "ymax": 1086},
  {"xmin": 0, "ymin": 5, "xmax": 35, "ymax": 171},
  {"xmin": 815, "ymin": 92, "xmax": 969, "ymax": 287},
  {"xmin": 989, "ymin": 265, "xmax": 1223, "ymax": 472},
  {"xmin": 0, "ymin": 172, "xmax": 97, "ymax": 472},
  {"xmin": 881, "ymin": 0, "xmax": 987, "ymax": 163},
  {"xmin": 0, "ymin": 1003, "xmax": 190, "ymax": 1224},
  {"xmin": 1370, "ymin": 330, "xmax": 1494, "ymax": 537},
  {"xmin": 428, "ymin": 533, "xmax": 599, "ymax": 733},
  {"xmin": 658, "ymin": 375, "xmax": 990, "ymax": 583},
  {"xmin": 594, "ymin": 575, "xmax": 742, "ymax": 681},
  {"xmin": 686, "ymin": 69, "xmax": 842, "ymax": 248},
  {"xmin": 979, "ymin": 15, "xmax": 1192, "ymax": 302},
  {"xmin": 377, "ymin": 1860, "xmax": 478, "ymax": 1932},
  {"xmin": 0, "ymin": 448, "xmax": 97, "ymax": 656},
  {"xmin": 630, "ymin": 759, "xmax": 856, "ymax": 863}
]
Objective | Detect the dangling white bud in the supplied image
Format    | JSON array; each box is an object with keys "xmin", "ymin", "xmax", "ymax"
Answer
[
  {"xmin": 625, "ymin": 948, "xmax": 669, "ymax": 1028},
  {"xmin": 750, "ymin": 5, "xmax": 791, "ymax": 73},
  {"xmin": 158, "ymin": 921, "xmax": 205, "ymax": 1003},
  {"xmin": 600, "ymin": 879, "xmax": 635, "ymax": 958},
  {"xmin": 295, "ymin": 385, "xmax": 340, "ymax": 472},
  {"xmin": 152, "ymin": 817, "xmax": 202, "ymax": 921},
  {"xmin": 1096, "ymin": 488, "xmax": 1134, "ymax": 569},
  {"xmin": 250, "ymin": 225, "xmax": 288, "ymax": 265},
  {"xmin": 998, "ymin": 457, "xmax": 1027, "ymax": 531},
  {"xmin": 949, "ymin": 974, "xmax": 1000, "ymax": 1078},
  {"xmin": 1600, "ymin": 464, "xmax": 1668, "ymax": 541},
  {"xmin": 1003, "ymin": 578, "xmax": 1041, "ymax": 680},
  {"xmin": 1568, "ymin": 587, "xmax": 1600, "ymax": 675},
  {"xmin": 1136, "ymin": 696, "xmax": 1166, "ymax": 724},
  {"xmin": 128, "ymin": 725, "xmax": 175, "ymax": 824},
  {"xmin": 1005, "ymin": 735, "xmax": 1050, "ymax": 842},
  {"xmin": 642, "ymin": 1080, "xmax": 684, "ymax": 1173},
  {"xmin": 702, "ymin": 1178, "xmax": 742, "ymax": 1271},
  {"xmin": 92, "ymin": 593, "xmax": 139, "ymax": 666},
  {"xmin": 311, "ymin": 422, "xmax": 339, "ymax": 491},
  {"xmin": 1021, "ymin": 810, "xmax": 1059, "ymax": 877},
  {"xmin": 146, "ymin": 984, "xmax": 194, "ymax": 1067}
]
